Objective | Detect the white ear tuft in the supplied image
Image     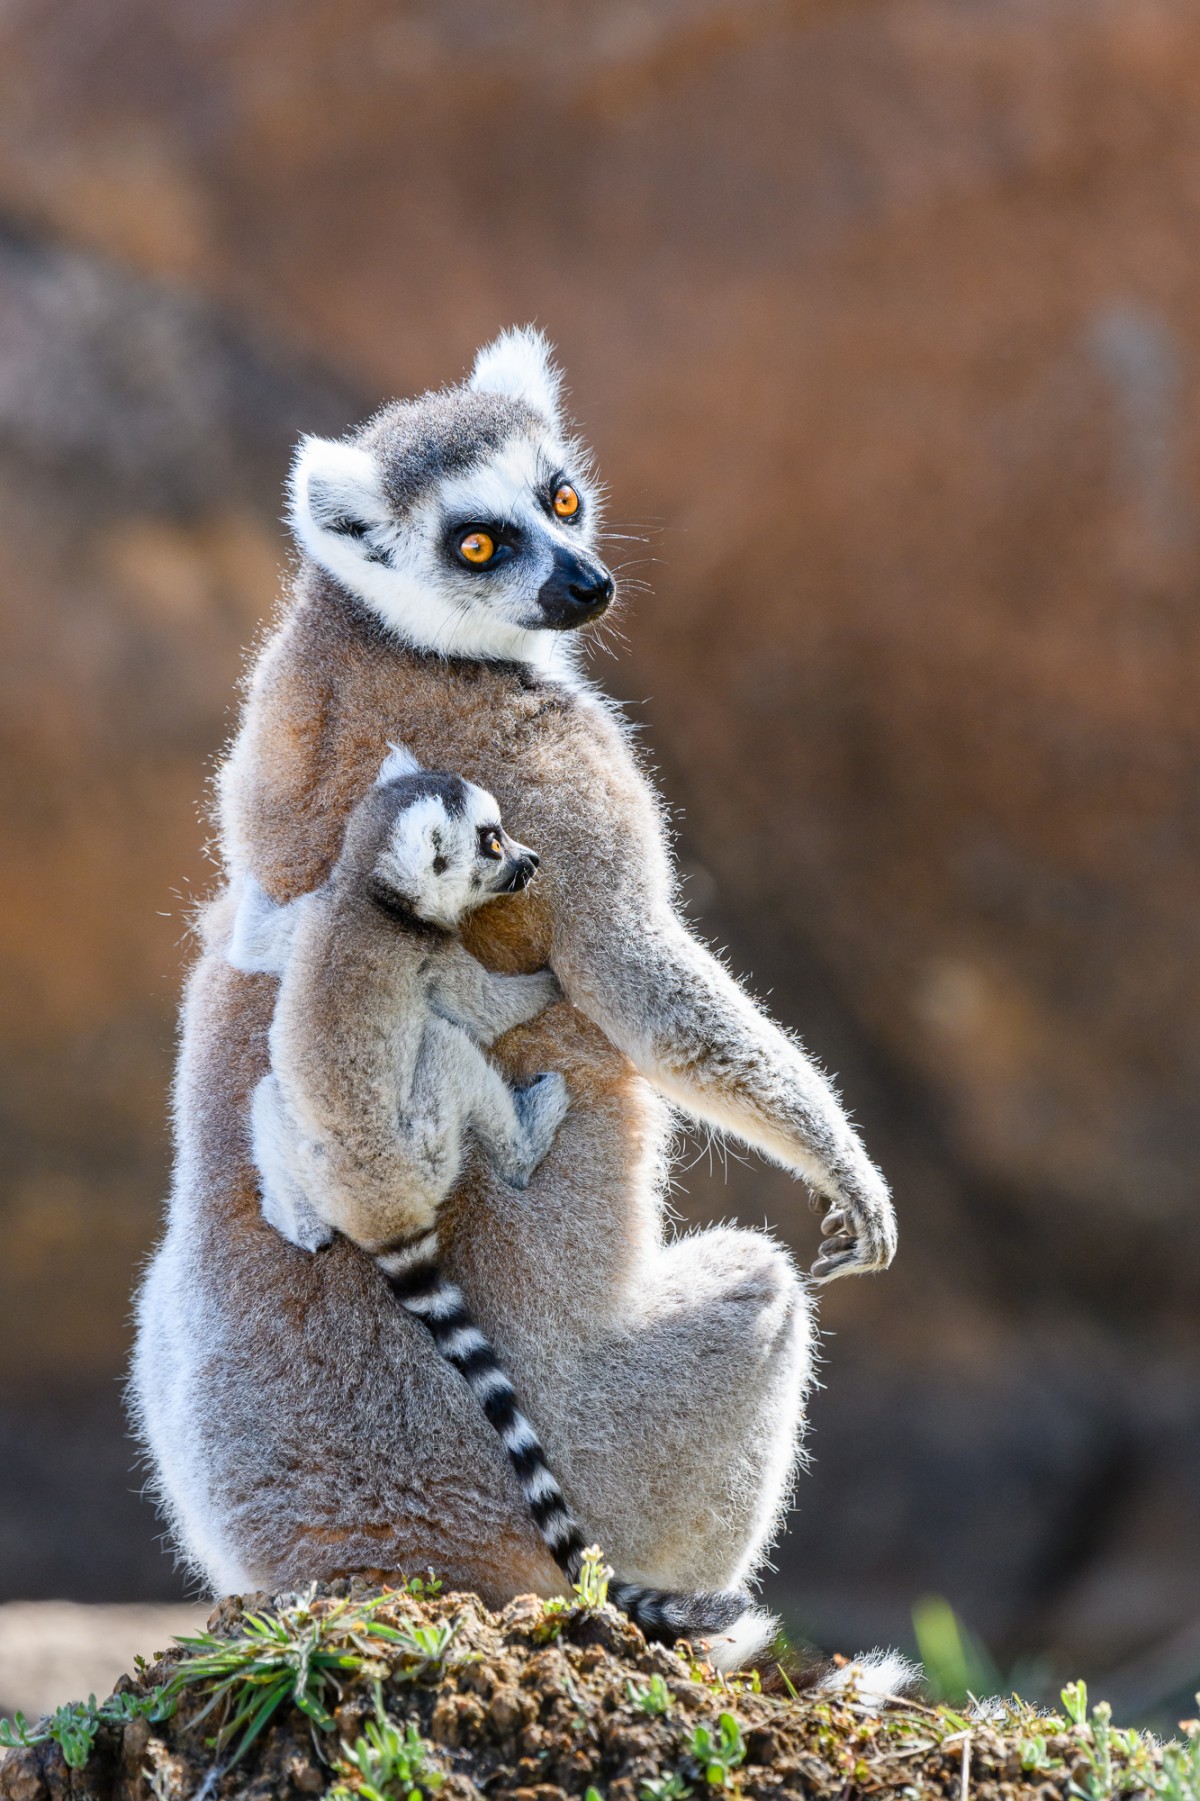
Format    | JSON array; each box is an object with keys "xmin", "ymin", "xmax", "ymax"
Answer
[
  {"xmin": 288, "ymin": 435, "xmax": 388, "ymax": 559},
  {"xmin": 376, "ymin": 741, "xmax": 423, "ymax": 785},
  {"xmin": 469, "ymin": 327, "xmax": 563, "ymax": 424}
]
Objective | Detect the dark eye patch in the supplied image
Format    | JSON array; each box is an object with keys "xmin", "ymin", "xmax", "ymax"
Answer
[
  {"xmin": 543, "ymin": 472, "xmax": 584, "ymax": 522},
  {"xmin": 432, "ymin": 854, "xmax": 448, "ymax": 876},
  {"xmin": 442, "ymin": 518, "xmax": 522, "ymax": 570}
]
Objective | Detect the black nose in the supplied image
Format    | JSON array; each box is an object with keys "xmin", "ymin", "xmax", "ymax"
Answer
[
  {"xmin": 537, "ymin": 546, "xmax": 616, "ymax": 631},
  {"xmin": 567, "ymin": 572, "xmax": 615, "ymax": 612},
  {"xmin": 503, "ymin": 852, "xmax": 540, "ymax": 892}
]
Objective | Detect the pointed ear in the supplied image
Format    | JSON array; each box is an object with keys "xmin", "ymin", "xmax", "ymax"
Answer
[
  {"xmin": 376, "ymin": 740, "xmax": 423, "ymax": 785},
  {"xmin": 469, "ymin": 326, "xmax": 563, "ymax": 425},
  {"xmin": 288, "ymin": 434, "xmax": 390, "ymax": 560}
]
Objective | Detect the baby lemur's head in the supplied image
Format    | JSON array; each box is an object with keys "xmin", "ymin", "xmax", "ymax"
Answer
[
  {"xmin": 288, "ymin": 327, "xmax": 615, "ymax": 669},
  {"xmin": 339, "ymin": 744, "xmax": 540, "ymax": 933}
]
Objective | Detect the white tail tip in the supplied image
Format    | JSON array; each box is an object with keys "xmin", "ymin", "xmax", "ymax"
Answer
[
  {"xmin": 818, "ymin": 1649, "xmax": 923, "ymax": 1709},
  {"xmin": 704, "ymin": 1605, "xmax": 780, "ymax": 1673}
]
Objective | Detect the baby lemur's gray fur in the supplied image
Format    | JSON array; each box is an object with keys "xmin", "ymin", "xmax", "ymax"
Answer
[
  {"xmin": 236, "ymin": 747, "xmax": 756, "ymax": 1648},
  {"xmin": 231, "ymin": 744, "xmax": 569, "ymax": 1250}
]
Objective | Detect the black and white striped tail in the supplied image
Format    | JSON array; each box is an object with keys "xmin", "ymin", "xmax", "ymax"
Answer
[{"xmin": 378, "ymin": 1234, "xmax": 755, "ymax": 1651}]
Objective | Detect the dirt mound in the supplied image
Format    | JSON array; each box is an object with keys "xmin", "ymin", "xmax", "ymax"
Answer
[{"xmin": 1, "ymin": 1578, "xmax": 1191, "ymax": 1801}]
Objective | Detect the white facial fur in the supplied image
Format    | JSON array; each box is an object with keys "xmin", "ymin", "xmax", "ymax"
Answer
[
  {"xmin": 289, "ymin": 329, "xmax": 607, "ymax": 672},
  {"xmin": 373, "ymin": 781, "xmax": 536, "ymax": 931}
]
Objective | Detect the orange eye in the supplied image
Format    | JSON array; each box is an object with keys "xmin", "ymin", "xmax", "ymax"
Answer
[
  {"xmin": 460, "ymin": 530, "xmax": 495, "ymax": 565},
  {"xmin": 553, "ymin": 483, "xmax": 580, "ymax": 519}
]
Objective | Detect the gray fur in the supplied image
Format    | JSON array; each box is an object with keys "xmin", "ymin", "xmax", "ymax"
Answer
[
  {"xmin": 360, "ymin": 389, "xmax": 546, "ymax": 516},
  {"xmin": 130, "ymin": 328, "xmax": 894, "ymax": 1672}
]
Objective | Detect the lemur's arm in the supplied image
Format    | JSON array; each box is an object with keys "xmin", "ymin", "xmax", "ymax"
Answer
[
  {"xmin": 429, "ymin": 946, "xmax": 562, "ymax": 1046},
  {"xmin": 549, "ymin": 727, "xmax": 895, "ymax": 1281}
]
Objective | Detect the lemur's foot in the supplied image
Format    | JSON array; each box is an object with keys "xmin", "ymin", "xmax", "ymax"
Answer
[
  {"xmin": 261, "ymin": 1183, "xmax": 334, "ymax": 1254},
  {"xmin": 504, "ymin": 1070, "xmax": 569, "ymax": 1188},
  {"xmin": 810, "ymin": 1163, "xmax": 897, "ymax": 1283}
]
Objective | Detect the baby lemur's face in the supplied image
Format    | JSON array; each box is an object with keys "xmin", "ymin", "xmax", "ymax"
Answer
[{"xmin": 368, "ymin": 773, "xmax": 540, "ymax": 932}]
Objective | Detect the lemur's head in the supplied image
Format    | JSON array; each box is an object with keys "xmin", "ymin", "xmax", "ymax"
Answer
[
  {"xmin": 289, "ymin": 328, "xmax": 613, "ymax": 669},
  {"xmin": 341, "ymin": 744, "xmax": 540, "ymax": 932}
]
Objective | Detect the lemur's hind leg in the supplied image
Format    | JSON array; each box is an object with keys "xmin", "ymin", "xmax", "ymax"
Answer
[
  {"xmin": 413, "ymin": 1017, "xmax": 567, "ymax": 1192},
  {"xmin": 546, "ymin": 1229, "xmax": 813, "ymax": 1596}
]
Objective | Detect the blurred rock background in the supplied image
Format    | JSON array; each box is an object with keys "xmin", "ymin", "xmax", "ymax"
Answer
[{"xmin": 0, "ymin": 0, "xmax": 1197, "ymax": 1721}]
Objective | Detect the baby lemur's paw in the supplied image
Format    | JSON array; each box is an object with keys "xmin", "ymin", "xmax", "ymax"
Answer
[
  {"xmin": 505, "ymin": 1070, "xmax": 570, "ymax": 1188},
  {"xmin": 261, "ymin": 1183, "xmax": 334, "ymax": 1255},
  {"xmin": 501, "ymin": 967, "xmax": 563, "ymax": 1026},
  {"xmin": 810, "ymin": 1160, "xmax": 897, "ymax": 1283}
]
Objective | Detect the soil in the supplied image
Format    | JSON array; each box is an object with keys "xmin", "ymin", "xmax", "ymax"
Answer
[{"xmin": 0, "ymin": 1582, "xmax": 1170, "ymax": 1801}]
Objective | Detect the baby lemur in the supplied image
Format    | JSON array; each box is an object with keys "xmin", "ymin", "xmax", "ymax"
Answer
[
  {"xmin": 236, "ymin": 745, "xmax": 752, "ymax": 1647},
  {"xmin": 232, "ymin": 743, "xmax": 568, "ymax": 1252}
]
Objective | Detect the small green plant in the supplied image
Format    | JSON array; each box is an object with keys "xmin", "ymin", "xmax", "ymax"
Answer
[
  {"xmin": 167, "ymin": 1588, "xmax": 387, "ymax": 1766},
  {"xmin": 1053, "ymin": 1678, "xmax": 1190, "ymax": 1801},
  {"xmin": 1157, "ymin": 1709, "xmax": 1200, "ymax": 1801},
  {"xmin": 361, "ymin": 1616, "xmax": 459, "ymax": 1678},
  {"xmin": 535, "ymin": 1545, "xmax": 613, "ymax": 1641},
  {"xmin": 1062, "ymin": 1679, "xmax": 1090, "ymax": 1728},
  {"xmin": 330, "ymin": 1694, "xmax": 443, "ymax": 1801},
  {"xmin": 627, "ymin": 1673, "xmax": 673, "ymax": 1717},
  {"xmin": 533, "ymin": 1595, "xmax": 571, "ymax": 1643},
  {"xmin": 575, "ymin": 1544, "xmax": 613, "ymax": 1610},
  {"xmin": 402, "ymin": 1573, "xmax": 443, "ymax": 1601},
  {"xmin": 912, "ymin": 1595, "xmax": 1001, "ymax": 1705},
  {"xmin": 1019, "ymin": 1733, "xmax": 1062, "ymax": 1774},
  {"xmin": 641, "ymin": 1775, "xmax": 692, "ymax": 1801},
  {"xmin": 584, "ymin": 1788, "xmax": 606, "ymax": 1801},
  {"xmin": 687, "ymin": 1713, "xmax": 746, "ymax": 1787},
  {"xmin": 0, "ymin": 1689, "xmax": 172, "ymax": 1771}
]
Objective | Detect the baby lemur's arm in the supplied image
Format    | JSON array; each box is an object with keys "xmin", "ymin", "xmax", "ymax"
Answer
[
  {"xmin": 429, "ymin": 946, "xmax": 561, "ymax": 1046},
  {"xmin": 549, "ymin": 717, "xmax": 896, "ymax": 1281}
]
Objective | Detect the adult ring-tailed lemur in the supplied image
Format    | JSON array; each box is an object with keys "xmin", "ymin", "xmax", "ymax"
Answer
[{"xmin": 132, "ymin": 327, "xmax": 898, "ymax": 1673}]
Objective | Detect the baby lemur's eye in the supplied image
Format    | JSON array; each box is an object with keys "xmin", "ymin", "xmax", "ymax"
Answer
[
  {"xmin": 459, "ymin": 530, "xmax": 496, "ymax": 565},
  {"xmin": 478, "ymin": 828, "xmax": 503, "ymax": 860},
  {"xmin": 552, "ymin": 483, "xmax": 580, "ymax": 520}
]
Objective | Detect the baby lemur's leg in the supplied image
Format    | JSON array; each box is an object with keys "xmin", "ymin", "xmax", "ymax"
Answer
[
  {"xmin": 429, "ymin": 944, "xmax": 562, "ymax": 1046},
  {"xmin": 415, "ymin": 1017, "xmax": 568, "ymax": 1191},
  {"xmin": 250, "ymin": 1073, "xmax": 333, "ymax": 1252}
]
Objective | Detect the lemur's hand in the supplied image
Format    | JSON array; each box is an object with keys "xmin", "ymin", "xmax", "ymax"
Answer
[
  {"xmin": 809, "ymin": 1160, "xmax": 897, "ymax": 1283},
  {"xmin": 501, "ymin": 967, "xmax": 563, "ymax": 1024}
]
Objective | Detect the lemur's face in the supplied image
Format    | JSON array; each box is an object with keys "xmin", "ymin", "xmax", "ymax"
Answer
[
  {"xmin": 289, "ymin": 328, "xmax": 615, "ymax": 670},
  {"xmin": 370, "ymin": 773, "xmax": 540, "ymax": 932}
]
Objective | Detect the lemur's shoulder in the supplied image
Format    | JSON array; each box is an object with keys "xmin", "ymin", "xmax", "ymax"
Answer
[{"xmin": 221, "ymin": 575, "xmax": 646, "ymax": 903}]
